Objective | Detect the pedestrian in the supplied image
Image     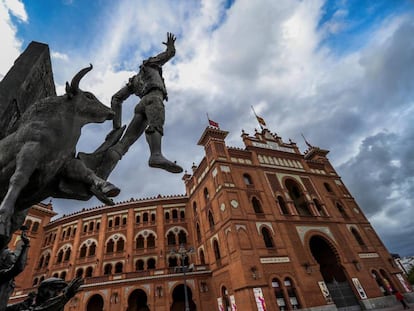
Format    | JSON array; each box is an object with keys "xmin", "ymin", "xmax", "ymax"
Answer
[{"xmin": 395, "ymin": 290, "xmax": 410, "ymax": 309}]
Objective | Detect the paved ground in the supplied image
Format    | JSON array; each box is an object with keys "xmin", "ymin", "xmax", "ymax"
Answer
[{"xmin": 375, "ymin": 302, "xmax": 412, "ymax": 311}]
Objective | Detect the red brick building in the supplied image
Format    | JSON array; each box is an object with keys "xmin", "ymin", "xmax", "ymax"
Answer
[{"xmin": 8, "ymin": 126, "xmax": 413, "ymax": 311}]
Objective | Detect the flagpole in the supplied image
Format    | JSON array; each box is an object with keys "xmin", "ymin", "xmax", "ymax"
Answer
[{"xmin": 251, "ymin": 105, "xmax": 264, "ymax": 130}]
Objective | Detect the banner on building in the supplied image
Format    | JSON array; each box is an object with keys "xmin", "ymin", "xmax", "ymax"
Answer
[
  {"xmin": 352, "ymin": 278, "xmax": 368, "ymax": 299},
  {"xmin": 318, "ymin": 281, "xmax": 334, "ymax": 304},
  {"xmin": 217, "ymin": 297, "xmax": 224, "ymax": 311},
  {"xmin": 396, "ymin": 273, "xmax": 412, "ymax": 292},
  {"xmin": 253, "ymin": 288, "xmax": 267, "ymax": 311},
  {"xmin": 230, "ymin": 295, "xmax": 237, "ymax": 311}
]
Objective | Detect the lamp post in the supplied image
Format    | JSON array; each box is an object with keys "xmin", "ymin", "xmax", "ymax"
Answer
[{"xmin": 170, "ymin": 244, "xmax": 194, "ymax": 311}]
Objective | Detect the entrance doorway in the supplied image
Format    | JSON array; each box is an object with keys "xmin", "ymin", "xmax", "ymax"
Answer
[
  {"xmin": 309, "ymin": 235, "xmax": 360, "ymax": 310},
  {"xmin": 170, "ymin": 284, "xmax": 196, "ymax": 311},
  {"xmin": 86, "ymin": 294, "xmax": 104, "ymax": 311},
  {"xmin": 127, "ymin": 289, "xmax": 150, "ymax": 311}
]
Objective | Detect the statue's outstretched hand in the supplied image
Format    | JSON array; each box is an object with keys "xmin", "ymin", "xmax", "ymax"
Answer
[
  {"xmin": 163, "ymin": 32, "xmax": 176, "ymax": 49},
  {"xmin": 64, "ymin": 277, "xmax": 84, "ymax": 299}
]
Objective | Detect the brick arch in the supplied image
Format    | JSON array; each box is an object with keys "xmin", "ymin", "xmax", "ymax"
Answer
[
  {"xmin": 256, "ymin": 223, "xmax": 275, "ymax": 235},
  {"xmin": 105, "ymin": 233, "xmax": 127, "ymax": 244},
  {"xmin": 304, "ymin": 231, "xmax": 342, "ymax": 265},
  {"xmin": 135, "ymin": 229, "xmax": 157, "ymax": 239},
  {"xmin": 79, "ymin": 238, "xmax": 99, "ymax": 249},
  {"xmin": 57, "ymin": 243, "xmax": 72, "ymax": 253},
  {"xmin": 280, "ymin": 175, "xmax": 306, "ymax": 191},
  {"xmin": 165, "ymin": 226, "xmax": 188, "ymax": 237}
]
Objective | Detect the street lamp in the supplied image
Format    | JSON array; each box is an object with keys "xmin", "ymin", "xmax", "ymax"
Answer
[{"xmin": 170, "ymin": 244, "xmax": 194, "ymax": 311}]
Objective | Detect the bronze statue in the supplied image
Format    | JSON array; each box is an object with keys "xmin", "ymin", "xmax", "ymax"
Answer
[
  {"xmin": 0, "ymin": 228, "xmax": 30, "ymax": 310},
  {"xmin": 98, "ymin": 32, "xmax": 183, "ymax": 176}
]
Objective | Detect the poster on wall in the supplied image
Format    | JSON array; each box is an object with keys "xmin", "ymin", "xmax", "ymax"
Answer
[
  {"xmin": 396, "ymin": 274, "xmax": 413, "ymax": 292},
  {"xmin": 318, "ymin": 281, "xmax": 334, "ymax": 304},
  {"xmin": 352, "ymin": 278, "xmax": 368, "ymax": 299},
  {"xmin": 217, "ymin": 297, "xmax": 224, "ymax": 311},
  {"xmin": 253, "ymin": 288, "xmax": 267, "ymax": 311},
  {"xmin": 230, "ymin": 295, "xmax": 237, "ymax": 311}
]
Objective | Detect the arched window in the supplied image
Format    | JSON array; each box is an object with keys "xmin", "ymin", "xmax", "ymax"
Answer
[
  {"xmin": 243, "ymin": 173, "xmax": 253, "ymax": 185},
  {"xmin": 351, "ymin": 228, "xmax": 366, "ymax": 246},
  {"xmin": 208, "ymin": 211, "xmax": 215, "ymax": 229},
  {"xmin": 44, "ymin": 253, "xmax": 50, "ymax": 266},
  {"xmin": 196, "ymin": 223, "xmax": 202, "ymax": 242},
  {"xmin": 76, "ymin": 268, "xmax": 83, "ymax": 278},
  {"xmin": 116, "ymin": 238, "xmax": 125, "ymax": 252},
  {"xmin": 168, "ymin": 256, "xmax": 178, "ymax": 267},
  {"xmin": 285, "ymin": 278, "xmax": 301, "ymax": 309},
  {"xmin": 32, "ymin": 222, "xmax": 39, "ymax": 233},
  {"xmin": 147, "ymin": 258, "xmax": 156, "ymax": 269},
  {"xmin": 261, "ymin": 227, "xmax": 275, "ymax": 248},
  {"xmin": 136, "ymin": 235, "xmax": 145, "ymax": 249},
  {"xmin": 67, "ymin": 227, "xmax": 72, "ymax": 237},
  {"xmin": 180, "ymin": 210, "xmax": 185, "ymax": 219},
  {"xmin": 204, "ymin": 187, "xmax": 209, "ymax": 202},
  {"xmin": 122, "ymin": 217, "xmax": 127, "ymax": 225},
  {"xmin": 114, "ymin": 216, "xmax": 120, "ymax": 227},
  {"xmin": 38, "ymin": 256, "xmax": 44, "ymax": 269},
  {"xmin": 199, "ymin": 249, "xmax": 206, "ymax": 265},
  {"xmin": 136, "ymin": 260, "xmax": 145, "ymax": 271},
  {"xmin": 85, "ymin": 266, "xmax": 93, "ymax": 277},
  {"xmin": 252, "ymin": 197, "xmax": 263, "ymax": 214},
  {"xmin": 151, "ymin": 213, "xmax": 156, "ymax": 222},
  {"xmin": 115, "ymin": 262, "xmax": 123, "ymax": 273},
  {"xmin": 372, "ymin": 270, "xmax": 387, "ymax": 296},
  {"xmin": 272, "ymin": 277, "xmax": 301, "ymax": 310},
  {"xmin": 143, "ymin": 213, "xmax": 149, "ymax": 223},
  {"xmin": 104, "ymin": 264, "xmax": 112, "ymax": 275},
  {"xmin": 167, "ymin": 232, "xmax": 176, "ymax": 245},
  {"xmin": 336, "ymin": 203, "xmax": 348, "ymax": 218},
  {"xmin": 64, "ymin": 248, "xmax": 71, "ymax": 261},
  {"xmin": 89, "ymin": 242, "xmax": 96, "ymax": 256},
  {"xmin": 178, "ymin": 230, "xmax": 187, "ymax": 244},
  {"xmin": 60, "ymin": 271, "xmax": 66, "ymax": 280},
  {"xmin": 314, "ymin": 199, "xmax": 327, "ymax": 216},
  {"xmin": 136, "ymin": 214, "xmax": 140, "ymax": 224},
  {"xmin": 61, "ymin": 230, "xmax": 66, "ymax": 240},
  {"xmin": 380, "ymin": 269, "xmax": 395, "ymax": 294},
  {"xmin": 95, "ymin": 223, "xmax": 99, "ymax": 231},
  {"xmin": 106, "ymin": 239, "xmax": 114, "ymax": 253},
  {"xmin": 285, "ymin": 179, "xmax": 311, "ymax": 216},
  {"xmin": 172, "ymin": 209, "xmax": 178, "ymax": 220},
  {"xmin": 147, "ymin": 234, "xmax": 155, "ymax": 248},
  {"xmin": 324, "ymin": 182, "xmax": 334, "ymax": 193},
  {"xmin": 83, "ymin": 225, "xmax": 87, "ymax": 233},
  {"xmin": 25, "ymin": 220, "xmax": 32, "ymax": 231},
  {"xmin": 165, "ymin": 212, "xmax": 170, "ymax": 221},
  {"xmin": 277, "ymin": 196, "xmax": 289, "ymax": 215},
  {"xmin": 108, "ymin": 219, "xmax": 113, "ymax": 228},
  {"xmin": 89, "ymin": 222, "xmax": 94, "ymax": 231},
  {"xmin": 272, "ymin": 278, "xmax": 286, "ymax": 309},
  {"xmin": 213, "ymin": 240, "xmax": 221, "ymax": 260},
  {"xmin": 80, "ymin": 244, "xmax": 87, "ymax": 258}
]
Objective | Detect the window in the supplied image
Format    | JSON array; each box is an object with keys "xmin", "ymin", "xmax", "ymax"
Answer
[
  {"xmin": 165, "ymin": 212, "xmax": 170, "ymax": 221},
  {"xmin": 89, "ymin": 242, "xmax": 96, "ymax": 256},
  {"xmin": 180, "ymin": 210, "xmax": 185, "ymax": 219},
  {"xmin": 272, "ymin": 277, "xmax": 301, "ymax": 310},
  {"xmin": 199, "ymin": 250, "xmax": 206, "ymax": 265},
  {"xmin": 64, "ymin": 248, "xmax": 71, "ymax": 261},
  {"xmin": 136, "ymin": 214, "xmax": 140, "ymax": 224},
  {"xmin": 167, "ymin": 232, "xmax": 176, "ymax": 245},
  {"xmin": 83, "ymin": 225, "xmax": 87, "ymax": 233},
  {"xmin": 151, "ymin": 213, "xmax": 156, "ymax": 222},
  {"xmin": 96, "ymin": 223, "xmax": 100, "ymax": 231},
  {"xmin": 168, "ymin": 256, "xmax": 178, "ymax": 267},
  {"xmin": 143, "ymin": 213, "xmax": 149, "ymax": 223},
  {"xmin": 89, "ymin": 222, "xmax": 94, "ymax": 231},
  {"xmin": 213, "ymin": 240, "xmax": 221, "ymax": 260},
  {"xmin": 32, "ymin": 222, "xmax": 39, "ymax": 233},
  {"xmin": 351, "ymin": 228, "xmax": 366, "ymax": 246},
  {"xmin": 204, "ymin": 187, "xmax": 209, "ymax": 202},
  {"xmin": 38, "ymin": 256, "xmax": 44, "ymax": 269},
  {"xmin": 147, "ymin": 234, "xmax": 155, "ymax": 248},
  {"xmin": 116, "ymin": 238, "xmax": 125, "ymax": 252},
  {"xmin": 285, "ymin": 179, "xmax": 311, "ymax": 216},
  {"xmin": 313, "ymin": 199, "xmax": 327, "ymax": 216},
  {"xmin": 108, "ymin": 219, "xmax": 113, "ymax": 228},
  {"xmin": 208, "ymin": 211, "xmax": 215, "ymax": 229},
  {"xmin": 252, "ymin": 197, "xmax": 264, "ymax": 214},
  {"xmin": 277, "ymin": 196, "xmax": 289, "ymax": 215},
  {"xmin": 261, "ymin": 227, "xmax": 275, "ymax": 248},
  {"xmin": 106, "ymin": 239, "xmax": 114, "ymax": 253},
  {"xmin": 85, "ymin": 266, "xmax": 93, "ymax": 277},
  {"xmin": 243, "ymin": 173, "xmax": 253, "ymax": 185},
  {"xmin": 80, "ymin": 244, "xmax": 87, "ymax": 258},
  {"xmin": 196, "ymin": 223, "xmax": 202, "ymax": 242},
  {"xmin": 324, "ymin": 182, "xmax": 333, "ymax": 193},
  {"xmin": 285, "ymin": 278, "xmax": 301, "ymax": 309},
  {"xmin": 136, "ymin": 235, "xmax": 145, "ymax": 249},
  {"xmin": 25, "ymin": 220, "xmax": 32, "ymax": 231},
  {"xmin": 178, "ymin": 230, "xmax": 187, "ymax": 244},
  {"xmin": 115, "ymin": 262, "xmax": 123, "ymax": 273},
  {"xmin": 336, "ymin": 203, "xmax": 348, "ymax": 218},
  {"xmin": 147, "ymin": 258, "xmax": 156, "ymax": 269},
  {"xmin": 76, "ymin": 268, "xmax": 83, "ymax": 278},
  {"xmin": 104, "ymin": 264, "xmax": 112, "ymax": 275},
  {"xmin": 44, "ymin": 254, "xmax": 50, "ymax": 266},
  {"xmin": 114, "ymin": 216, "xmax": 120, "ymax": 227},
  {"xmin": 122, "ymin": 217, "xmax": 127, "ymax": 225},
  {"xmin": 136, "ymin": 260, "xmax": 145, "ymax": 271},
  {"xmin": 60, "ymin": 271, "xmax": 66, "ymax": 280},
  {"xmin": 172, "ymin": 209, "xmax": 178, "ymax": 220}
]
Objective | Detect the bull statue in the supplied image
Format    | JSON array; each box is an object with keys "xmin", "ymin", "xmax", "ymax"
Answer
[{"xmin": 0, "ymin": 65, "xmax": 121, "ymax": 249}]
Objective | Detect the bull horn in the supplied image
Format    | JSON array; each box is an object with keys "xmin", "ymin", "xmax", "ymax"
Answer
[{"xmin": 70, "ymin": 64, "xmax": 93, "ymax": 94}]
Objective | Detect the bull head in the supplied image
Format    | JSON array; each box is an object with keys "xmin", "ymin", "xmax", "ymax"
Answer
[{"xmin": 65, "ymin": 64, "xmax": 93, "ymax": 99}]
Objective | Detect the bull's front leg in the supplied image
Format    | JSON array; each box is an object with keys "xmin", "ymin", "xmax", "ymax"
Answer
[{"xmin": 0, "ymin": 142, "xmax": 40, "ymax": 243}]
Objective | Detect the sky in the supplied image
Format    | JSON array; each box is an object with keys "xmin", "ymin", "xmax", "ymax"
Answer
[{"xmin": 1, "ymin": 0, "xmax": 414, "ymax": 256}]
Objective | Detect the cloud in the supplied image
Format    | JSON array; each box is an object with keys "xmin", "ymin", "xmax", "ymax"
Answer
[
  {"xmin": 0, "ymin": 0, "xmax": 27, "ymax": 77},
  {"xmin": 51, "ymin": 51, "xmax": 69, "ymax": 61}
]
